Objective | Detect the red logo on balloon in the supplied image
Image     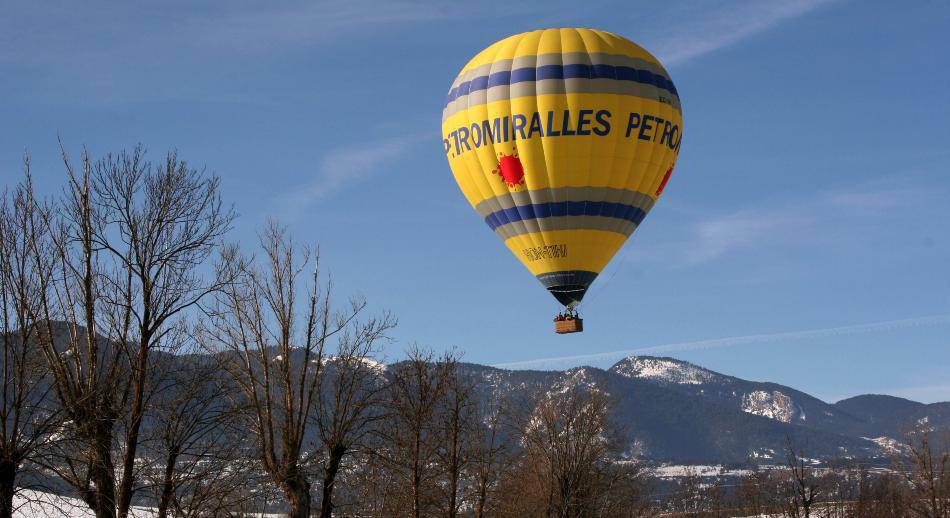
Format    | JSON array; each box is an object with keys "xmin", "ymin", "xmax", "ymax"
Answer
[{"xmin": 492, "ymin": 151, "xmax": 525, "ymax": 188}]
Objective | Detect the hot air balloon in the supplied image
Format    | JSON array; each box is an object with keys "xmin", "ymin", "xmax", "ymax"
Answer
[{"xmin": 441, "ymin": 28, "xmax": 682, "ymax": 333}]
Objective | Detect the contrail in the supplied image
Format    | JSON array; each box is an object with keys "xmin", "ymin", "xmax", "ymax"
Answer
[{"xmin": 493, "ymin": 314, "xmax": 950, "ymax": 371}]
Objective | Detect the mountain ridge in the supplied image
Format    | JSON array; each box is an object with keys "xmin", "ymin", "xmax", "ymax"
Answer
[
  {"xmin": 468, "ymin": 354, "xmax": 948, "ymax": 464},
  {"xmin": 8, "ymin": 324, "xmax": 946, "ymax": 465}
]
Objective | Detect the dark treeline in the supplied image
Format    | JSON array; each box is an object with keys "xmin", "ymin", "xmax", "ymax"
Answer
[{"xmin": 1, "ymin": 146, "xmax": 948, "ymax": 517}]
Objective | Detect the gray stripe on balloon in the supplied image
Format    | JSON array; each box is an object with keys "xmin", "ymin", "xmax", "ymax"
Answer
[
  {"xmin": 492, "ymin": 215, "xmax": 641, "ymax": 241},
  {"xmin": 474, "ymin": 187, "xmax": 655, "ymax": 218},
  {"xmin": 447, "ymin": 52, "xmax": 674, "ymax": 91}
]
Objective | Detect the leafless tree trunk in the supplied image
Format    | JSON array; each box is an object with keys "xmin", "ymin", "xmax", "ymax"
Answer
[
  {"xmin": 32, "ymin": 148, "xmax": 123, "ymax": 518},
  {"xmin": 434, "ymin": 352, "xmax": 474, "ymax": 518},
  {"xmin": 669, "ymin": 467, "xmax": 707, "ymax": 515},
  {"xmin": 514, "ymin": 383, "xmax": 625, "ymax": 518},
  {"xmin": 87, "ymin": 146, "xmax": 233, "ymax": 518},
  {"xmin": 315, "ymin": 322, "xmax": 392, "ymax": 518},
  {"xmin": 0, "ymin": 161, "xmax": 62, "ymax": 518},
  {"xmin": 143, "ymin": 331, "xmax": 247, "ymax": 518},
  {"xmin": 853, "ymin": 468, "xmax": 910, "ymax": 517},
  {"xmin": 736, "ymin": 469, "xmax": 764, "ymax": 516},
  {"xmin": 379, "ymin": 346, "xmax": 449, "ymax": 518},
  {"xmin": 207, "ymin": 221, "xmax": 390, "ymax": 518},
  {"xmin": 785, "ymin": 439, "xmax": 820, "ymax": 518},
  {"xmin": 30, "ymin": 145, "xmax": 232, "ymax": 518},
  {"xmin": 898, "ymin": 426, "xmax": 950, "ymax": 518},
  {"xmin": 470, "ymin": 389, "xmax": 508, "ymax": 518}
]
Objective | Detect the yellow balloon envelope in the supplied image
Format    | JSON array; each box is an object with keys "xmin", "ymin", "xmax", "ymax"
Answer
[{"xmin": 442, "ymin": 28, "xmax": 682, "ymax": 306}]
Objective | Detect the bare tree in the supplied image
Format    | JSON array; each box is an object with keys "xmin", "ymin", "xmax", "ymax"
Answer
[
  {"xmin": 469, "ymin": 388, "xmax": 509, "ymax": 518},
  {"xmin": 378, "ymin": 346, "xmax": 448, "ymax": 518},
  {"xmin": 853, "ymin": 469, "xmax": 910, "ymax": 517},
  {"xmin": 314, "ymin": 323, "xmax": 392, "ymax": 518},
  {"xmin": 668, "ymin": 467, "xmax": 707, "ymax": 515},
  {"xmin": 143, "ymin": 330, "xmax": 248, "ymax": 518},
  {"xmin": 510, "ymin": 384, "xmax": 630, "ymax": 518},
  {"xmin": 0, "ymin": 163, "xmax": 61, "ymax": 518},
  {"xmin": 89, "ymin": 146, "xmax": 233, "ymax": 518},
  {"xmin": 785, "ymin": 439, "xmax": 821, "ymax": 518},
  {"xmin": 345, "ymin": 448, "xmax": 399, "ymax": 517},
  {"xmin": 34, "ymin": 149, "xmax": 126, "ymax": 518},
  {"xmin": 207, "ymin": 222, "xmax": 391, "ymax": 518},
  {"xmin": 433, "ymin": 351, "xmax": 475, "ymax": 518},
  {"xmin": 898, "ymin": 426, "xmax": 950, "ymax": 518},
  {"xmin": 31, "ymin": 145, "xmax": 233, "ymax": 518}
]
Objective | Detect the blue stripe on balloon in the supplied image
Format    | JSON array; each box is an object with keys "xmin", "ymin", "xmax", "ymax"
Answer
[
  {"xmin": 483, "ymin": 201, "xmax": 647, "ymax": 231},
  {"xmin": 445, "ymin": 63, "xmax": 678, "ymax": 106}
]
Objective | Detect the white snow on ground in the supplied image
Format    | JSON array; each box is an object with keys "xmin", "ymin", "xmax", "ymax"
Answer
[
  {"xmin": 13, "ymin": 490, "xmax": 155, "ymax": 517},
  {"xmin": 12, "ymin": 490, "xmax": 282, "ymax": 518},
  {"xmin": 749, "ymin": 447, "xmax": 777, "ymax": 459},
  {"xmin": 741, "ymin": 390, "xmax": 802, "ymax": 423},
  {"xmin": 651, "ymin": 464, "xmax": 755, "ymax": 478},
  {"xmin": 652, "ymin": 464, "xmax": 722, "ymax": 477},
  {"xmin": 613, "ymin": 357, "xmax": 718, "ymax": 385}
]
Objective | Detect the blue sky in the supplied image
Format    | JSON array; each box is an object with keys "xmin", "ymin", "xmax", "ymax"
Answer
[{"xmin": 2, "ymin": 0, "xmax": 949, "ymax": 402}]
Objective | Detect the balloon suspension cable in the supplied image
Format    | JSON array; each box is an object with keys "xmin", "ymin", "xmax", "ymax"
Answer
[{"xmin": 559, "ymin": 303, "xmax": 580, "ymax": 319}]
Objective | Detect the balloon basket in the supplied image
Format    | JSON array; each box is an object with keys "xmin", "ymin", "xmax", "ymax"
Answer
[{"xmin": 554, "ymin": 317, "xmax": 583, "ymax": 334}]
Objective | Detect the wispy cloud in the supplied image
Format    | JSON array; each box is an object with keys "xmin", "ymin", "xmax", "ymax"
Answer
[
  {"xmin": 686, "ymin": 209, "xmax": 807, "ymax": 264},
  {"xmin": 652, "ymin": 0, "xmax": 839, "ymax": 66},
  {"xmin": 632, "ymin": 172, "xmax": 946, "ymax": 269},
  {"xmin": 0, "ymin": 1, "xmax": 460, "ymax": 104},
  {"xmin": 185, "ymin": 1, "xmax": 456, "ymax": 52},
  {"xmin": 493, "ymin": 313, "xmax": 950, "ymax": 371},
  {"xmin": 280, "ymin": 133, "xmax": 427, "ymax": 219},
  {"xmin": 1, "ymin": 1, "xmax": 453, "ymax": 62},
  {"xmin": 625, "ymin": 203, "xmax": 813, "ymax": 269}
]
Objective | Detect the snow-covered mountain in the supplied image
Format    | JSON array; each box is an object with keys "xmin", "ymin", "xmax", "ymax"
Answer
[
  {"xmin": 612, "ymin": 357, "xmax": 719, "ymax": 386},
  {"xmin": 610, "ymin": 356, "xmax": 809, "ymax": 424},
  {"xmin": 17, "ymin": 324, "xmax": 946, "ymax": 466},
  {"xmin": 457, "ymin": 355, "xmax": 950, "ymax": 464}
]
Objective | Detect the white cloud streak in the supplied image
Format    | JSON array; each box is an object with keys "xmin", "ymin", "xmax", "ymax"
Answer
[
  {"xmin": 631, "ymin": 173, "xmax": 945, "ymax": 269},
  {"xmin": 493, "ymin": 313, "xmax": 950, "ymax": 371},
  {"xmin": 185, "ymin": 1, "xmax": 455, "ymax": 52},
  {"xmin": 687, "ymin": 209, "xmax": 808, "ymax": 264},
  {"xmin": 281, "ymin": 133, "xmax": 427, "ymax": 218},
  {"xmin": 652, "ymin": 0, "xmax": 839, "ymax": 66}
]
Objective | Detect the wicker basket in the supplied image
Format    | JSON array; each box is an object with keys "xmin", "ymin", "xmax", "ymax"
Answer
[{"xmin": 554, "ymin": 318, "xmax": 583, "ymax": 334}]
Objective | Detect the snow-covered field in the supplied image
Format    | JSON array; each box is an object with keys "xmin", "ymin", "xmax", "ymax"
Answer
[
  {"xmin": 13, "ymin": 491, "xmax": 154, "ymax": 518},
  {"xmin": 12, "ymin": 490, "xmax": 280, "ymax": 518},
  {"xmin": 651, "ymin": 464, "xmax": 755, "ymax": 478}
]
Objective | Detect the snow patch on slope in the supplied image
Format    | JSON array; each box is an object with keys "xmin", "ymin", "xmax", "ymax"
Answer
[
  {"xmin": 612, "ymin": 357, "xmax": 718, "ymax": 385},
  {"xmin": 864, "ymin": 436, "xmax": 904, "ymax": 454},
  {"xmin": 741, "ymin": 390, "xmax": 803, "ymax": 423},
  {"xmin": 549, "ymin": 367, "xmax": 603, "ymax": 396}
]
